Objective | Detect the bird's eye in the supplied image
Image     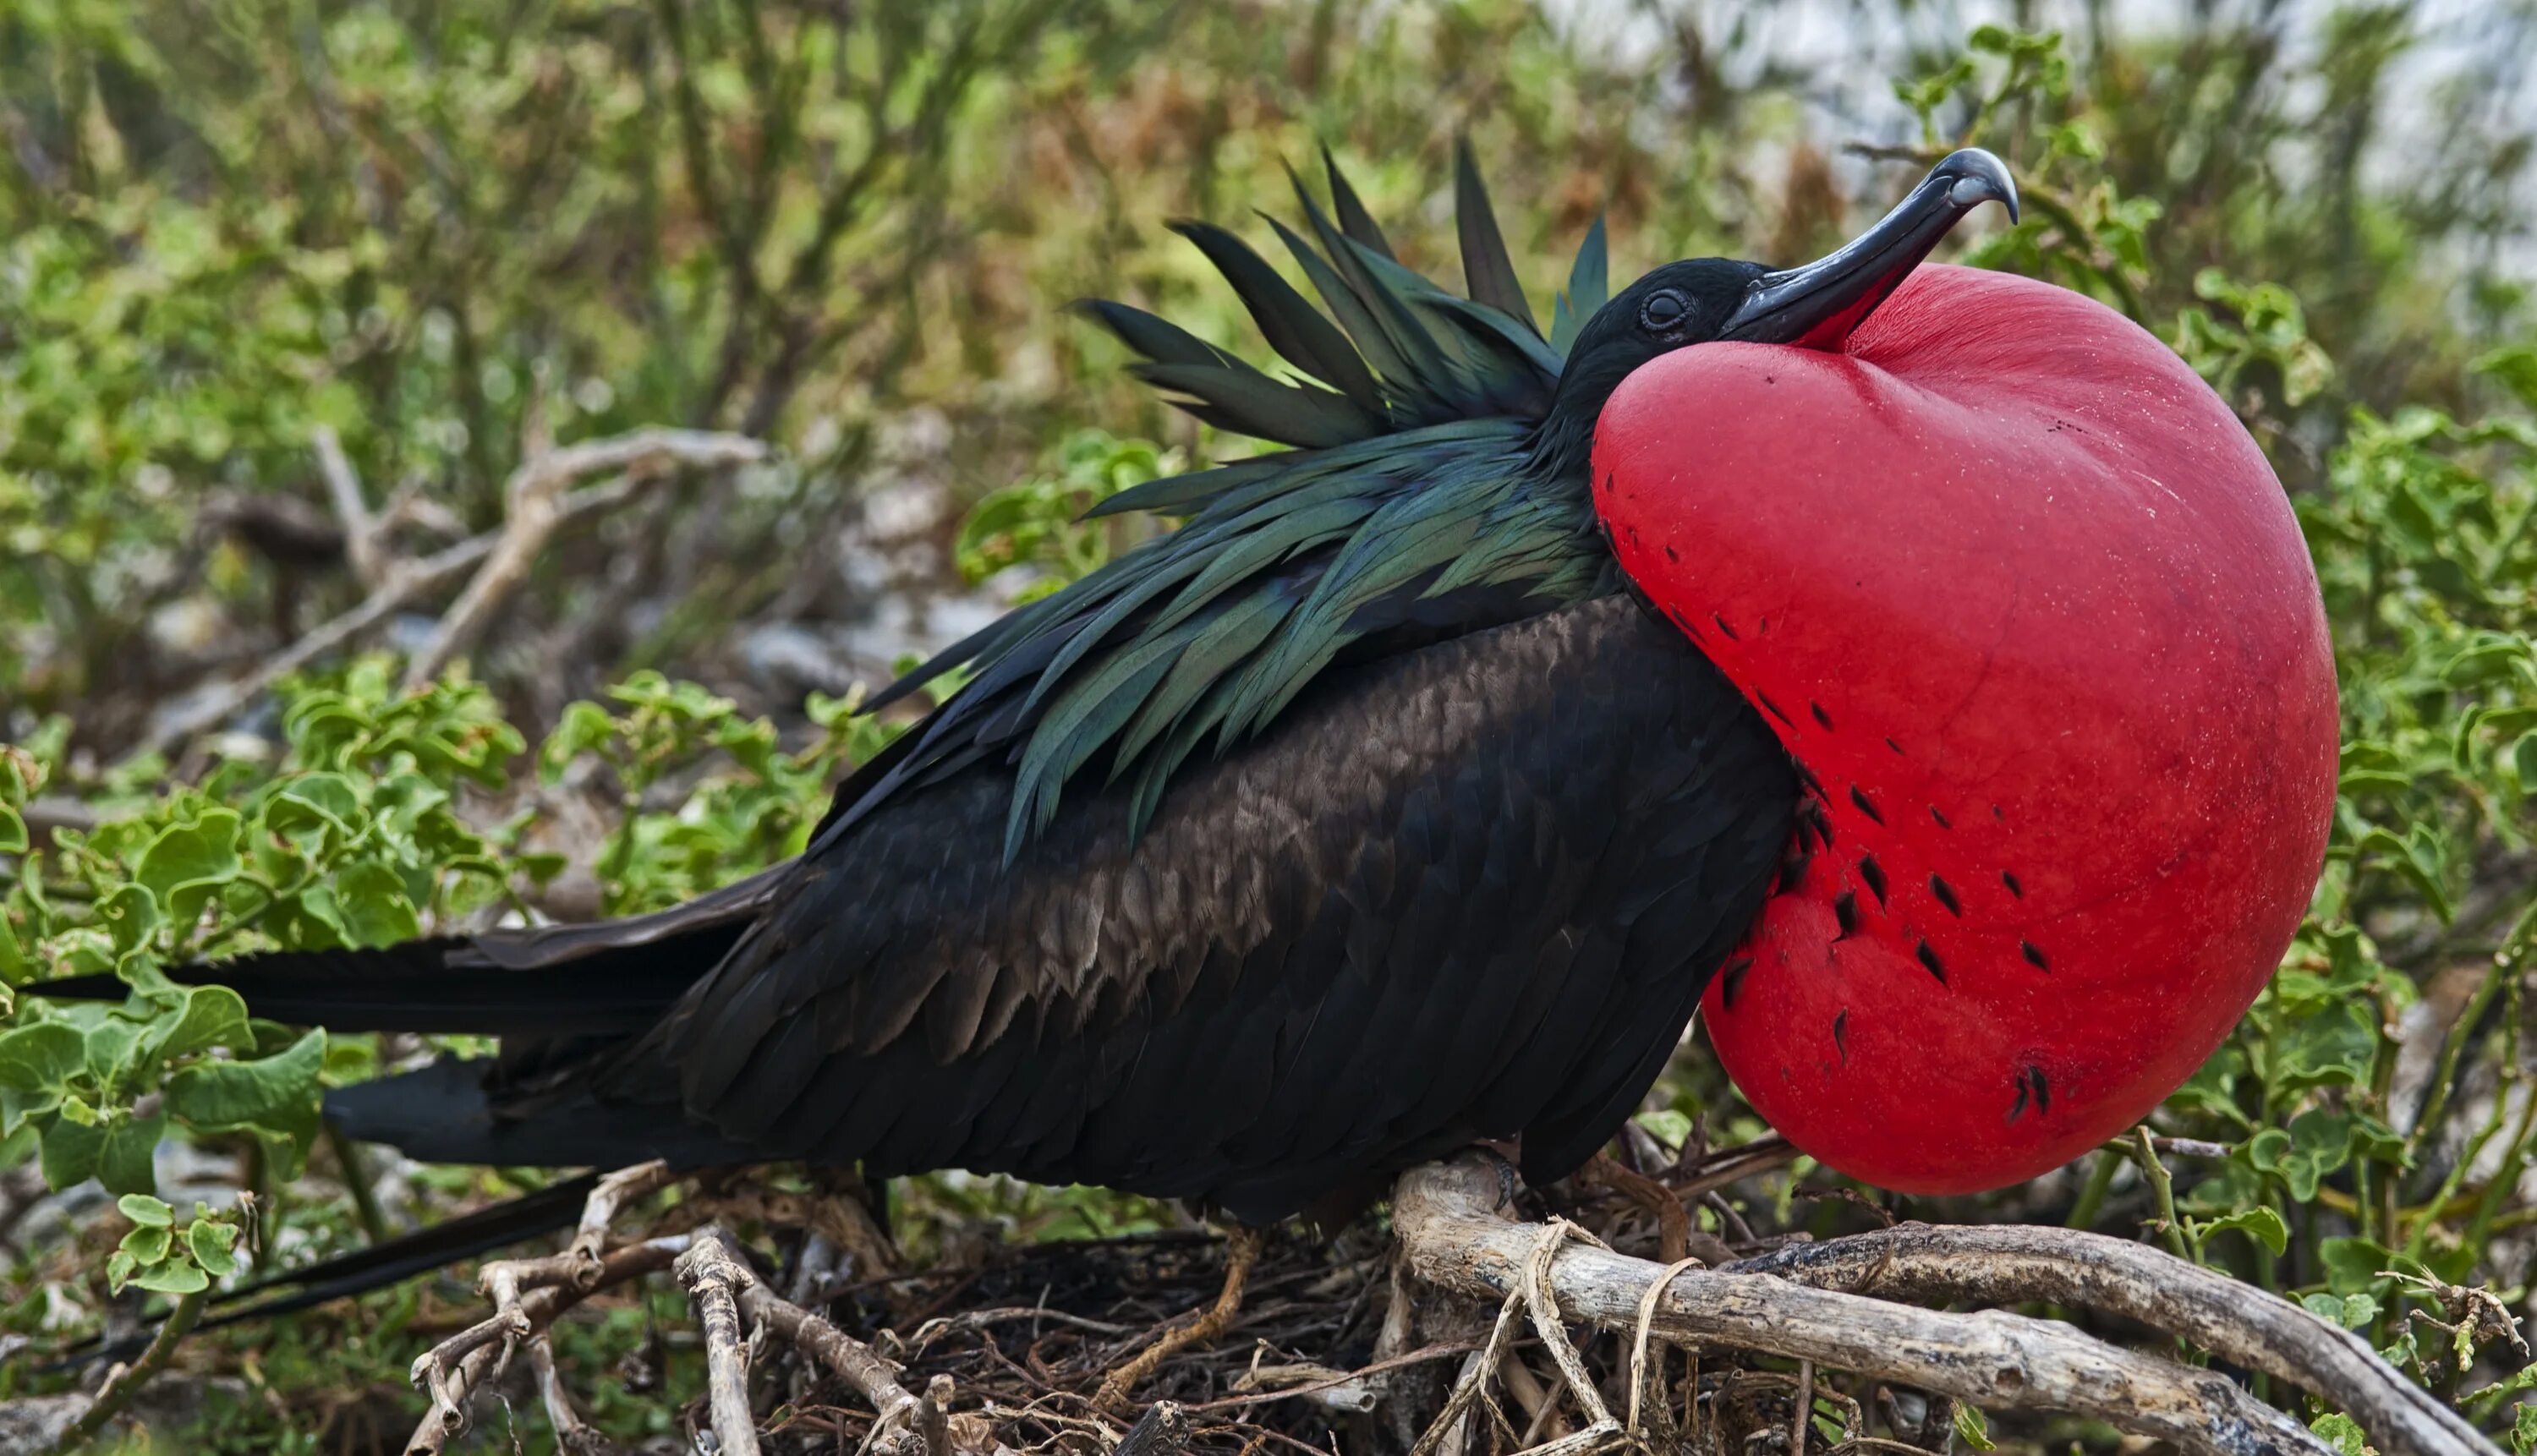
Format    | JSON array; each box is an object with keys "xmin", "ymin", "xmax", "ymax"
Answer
[{"xmin": 1639, "ymin": 289, "xmax": 1690, "ymax": 332}]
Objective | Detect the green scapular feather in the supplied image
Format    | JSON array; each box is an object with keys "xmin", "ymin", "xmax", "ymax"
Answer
[{"xmin": 841, "ymin": 145, "xmax": 1622, "ymax": 861}]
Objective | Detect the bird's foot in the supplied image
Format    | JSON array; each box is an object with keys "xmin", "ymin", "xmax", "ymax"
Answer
[{"xmin": 1095, "ymin": 1225, "xmax": 1268, "ymax": 1409}]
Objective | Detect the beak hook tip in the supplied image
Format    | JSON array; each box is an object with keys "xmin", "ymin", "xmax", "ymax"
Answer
[{"xmin": 1937, "ymin": 146, "xmax": 2019, "ymax": 224}]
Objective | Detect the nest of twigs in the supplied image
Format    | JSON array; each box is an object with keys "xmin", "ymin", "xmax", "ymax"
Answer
[
  {"xmin": 264, "ymin": 1139, "xmax": 2506, "ymax": 1456},
  {"xmin": 394, "ymin": 1139, "xmax": 1880, "ymax": 1456}
]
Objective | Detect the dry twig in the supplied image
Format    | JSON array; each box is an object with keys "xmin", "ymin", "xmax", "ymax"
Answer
[
  {"xmin": 418, "ymin": 1169, "xmax": 934, "ymax": 1456},
  {"xmin": 676, "ymin": 1229, "xmax": 764, "ymax": 1456},
  {"xmin": 570, "ymin": 1160, "xmax": 679, "ymax": 1286},
  {"xmin": 403, "ymin": 427, "xmax": 766, "ymax": 688},
  {"xmin": 730, "ymin": 1251, "xmax": 927, "ymax": 1437},
  {"xmin": 142, "ymin": 427, "xmax": 763, "ymax": 756},
  {"xmin": 403, "ymin": 1234, "xmax": 692, "ymax": 1456},
  {"xmin": 311, "ymin": 424, "xmax": 386, "ymax": 589},
  {"xmin": 1097, "ymin": 1227, "xmax": 1268, "ymax": 1408}
]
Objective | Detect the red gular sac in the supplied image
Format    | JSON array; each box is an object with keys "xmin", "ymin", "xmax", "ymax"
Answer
[{"xmin": 1593, "ymin": 261, "xmax": 2339, "ymax": 1194}]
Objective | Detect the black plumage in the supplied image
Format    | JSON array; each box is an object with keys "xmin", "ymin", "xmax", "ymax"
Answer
[
  {"xmin": 45, "ymin": 148, "xmax": 1805, "ymax": 1235},
  {"xmin": 318, "ymin": 599, "xmax": 1790, "ymax": 1221}
]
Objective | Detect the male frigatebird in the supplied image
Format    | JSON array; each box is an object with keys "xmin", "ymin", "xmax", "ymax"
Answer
[{"xmin": 45, "ymin": 146, "xmax": 2336, "ymax": 1288}]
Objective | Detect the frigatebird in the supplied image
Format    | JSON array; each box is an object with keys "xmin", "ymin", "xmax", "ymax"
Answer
[{"xmin": 44, "ymin": 144, "xmax": 2337, "ymax": 1321}]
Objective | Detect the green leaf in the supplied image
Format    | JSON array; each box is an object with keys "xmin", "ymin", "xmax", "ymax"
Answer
[
  {"xmin": 268, "ymin": 887, "xmax": 349, "ymax": 950},
  {"xmin": 85, "ymin": 1017, "xmax": 143, "ymax": 1088},
  {"xmin": 2273, "ymin": 1001, "xmax": 2380, "ymax": 1092},
  {"xmin": 542, "ymin": 702, "xmax": 617, "ymax": 782},
  {"xmin": 1634, "ymin": 1108, "xmax": 1692, "ymax": 1152},
  {"xmin": 38, "ymin": 1115, "xmax": 101, "ymax": 1188},
  {"xmin": 118, "ymin": 1191, "xmax": 173, "ymax": 1227},
  {"xmin": 131, "ymin": 1261, "xmax": 210, "ymax": 1296},
  {"xmin": 2475, "ymin": 345, "xmax": 2537, "ymax": 413},
  {"xmin": 266, "ymin": 774, "xmax": 366, "ymax": 844},
  {"xmin": 2311, "ymin": 1413, "xmax": 2372, "ymax": 1456},
  {"xmin": 162, "ymin": 1028, "xmax": 326, "ymax": 1133},
  {"xmin": 118, "ymin": 1223, "xmax": 171, "ymax": 1264},
  {"xmin": 0, "ymin": 804, "xmax": 25, "ymax": 856},
  {"xmin": 99, "ymin": 1113, "xmax": 164, "ymax": 1196},
  {"xmin": 134, "ymin": 809, "xmax": 244, "ymax": 928},
  {"xmin": 187, "ymin": 1217, "xmax": 239, "ymax": 1278},
  {"xmin": 145, "ymin": 985, "xmax": 252, "ymax": 1065},
  {"xmin": 96, "ymin": 884, "xmax": 161, "ymax": 955},
  {"xmin": 2199, "ymin": 1206, "xmax": 2288, "ymax": 1256},
  {"xmin": 331, "ymin": 862, "xmax": 420, "ymax": 948},
  {"xmin": 2246, "ymin": 1127, "xmax": 2291, "ymax": 1173},
  {"xmin": 1952, "ymin": 1402, "xmax": 1996, "ymax": 1452},
  {"xmin": 2321, "ymin": 1237, "xmax": 2410, "ymax": 1296},
  {"xmin": 0, "ymin": 1021, "xmax": 87, "ymax": 1093},
  {"xmin": 2510, "ymin": 1402, "xmax": 2535, "ymax": 1456}
]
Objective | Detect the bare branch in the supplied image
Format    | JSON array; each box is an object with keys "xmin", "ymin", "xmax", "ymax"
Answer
[
  {"xmin": 1392, "ymin": 1156, "xmax": 2367, "ymax": 1456},
  {"xmin": 141, "ymin": 434, "xmax": 748, "ymax": 758},
  {"xmin": 142, "ymin": 528, "xmax": 496, "ymax": 758},
  {"xmin": 403, "ymin": 428, "xmax": 765, "ymax": 689},
  {"xmin": 311, "ymin": 425, "xmax": 386, "ymax": 589},
  {"xmin": 526, "ymin": 1331, "xmax": 624, "ymax": 1456}
]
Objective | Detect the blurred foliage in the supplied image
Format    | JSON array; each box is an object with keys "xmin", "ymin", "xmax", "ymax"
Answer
[
  {"xmin": 954, "ymin": 429, "xmax": 1177, "ymax": 601},
  {"xmin": 7, "ymin": 0, "xmax": 2529, "ymax": 740},
  {"xmin": 538, "ymin": 669, "xmax": 876, "ymax": 915},
  {"xmin": 1, "ymin": 0, "xmax": 2535, "ymax": 1450}
]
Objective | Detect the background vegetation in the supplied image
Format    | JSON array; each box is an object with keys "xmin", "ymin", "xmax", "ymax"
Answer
[{"xmin": 0, "ymin": 0, "xmax": 2534, "ymax": 1450}]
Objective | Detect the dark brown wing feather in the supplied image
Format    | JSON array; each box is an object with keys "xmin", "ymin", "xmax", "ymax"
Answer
[{"xmin": 573, "ymin": 594, "xmax": 1793, "ymax": 1222}]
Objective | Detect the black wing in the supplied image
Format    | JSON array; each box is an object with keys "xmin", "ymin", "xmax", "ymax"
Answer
[{"xmin": 592, "ymin": 595, "xmax": 1793, "ymax": 1221}]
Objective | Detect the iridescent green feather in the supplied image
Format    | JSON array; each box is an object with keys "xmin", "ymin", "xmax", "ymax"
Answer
[{"xmin": 847, "ymin": 145, "xmax": 1621, "ymax": 861}]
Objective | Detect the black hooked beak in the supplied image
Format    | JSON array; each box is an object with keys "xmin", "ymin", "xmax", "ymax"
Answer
[{"xmin": 1720, "ymin": 148, "xmax": 2019, "ymax": 350}]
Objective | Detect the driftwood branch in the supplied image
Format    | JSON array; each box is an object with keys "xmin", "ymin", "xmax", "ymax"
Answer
[
  {"xmin": 569, "ymin": 1159, "xmax": 678, "ymax": 1285},
  {"xmin": 1390, "ymin": 1156, "xmax": 2478, "ymax": 1456},
  {"xmin": 1722, "ymin": 1223, "xmax": 2495, "ymax": 1456}
]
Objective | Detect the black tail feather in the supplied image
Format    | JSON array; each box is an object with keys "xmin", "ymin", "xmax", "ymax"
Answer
[
  {"xmin": 30, "ymin": 862, "xmax": 788, "ymax": 1034},
  {"xmin": 31, "ymin": 938, "xmax": 706, "ymax": 1034},
  {"xmin": 325, "ymin": 1059, "xmax": 742, "ymax": 1168}
]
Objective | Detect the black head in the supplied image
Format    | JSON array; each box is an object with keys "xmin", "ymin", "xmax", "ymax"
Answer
[
  {"xmin": 1531, "ymin": 149, "xmax": 2018, "ymax": 477},
  {"xmin": 1542, "ymin": 259, "xmax": 1773, "ymax": 452}
]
